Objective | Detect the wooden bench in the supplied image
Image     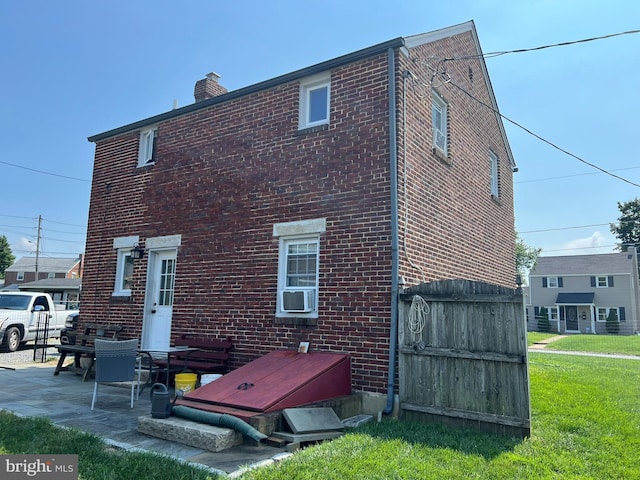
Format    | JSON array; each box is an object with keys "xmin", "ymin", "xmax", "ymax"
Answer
[
  {"xmin": 153, "ymin": 335, "xmax": 232, "ymax": 382},
  {"xmin": 54, "ymin": 324, "xmax": 123, "ymax": 381}
]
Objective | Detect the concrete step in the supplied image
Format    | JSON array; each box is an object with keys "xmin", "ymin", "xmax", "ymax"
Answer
[{"xmin": 137, "ymin": 415, "xmax": 243, "ymax": 452}]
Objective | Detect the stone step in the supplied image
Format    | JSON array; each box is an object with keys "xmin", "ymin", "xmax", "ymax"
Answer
[{"xmin": 137, "ymin": 415, "xmax": 243, "ymax": 452}]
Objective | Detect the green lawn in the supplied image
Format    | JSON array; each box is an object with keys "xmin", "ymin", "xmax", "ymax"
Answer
[
  {"xmin": 1, "ymin": 353, "xmax": 639, "ymax": 479},
  {"xmin": 527, "ymin": 332, "xmax": 557, "ymax": 346},
  {"xmin": 543, "ymin": 334, "xmax": 640, "ymax": 356}
]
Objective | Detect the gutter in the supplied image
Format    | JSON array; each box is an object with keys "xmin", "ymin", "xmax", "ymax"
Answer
[{"xmin": 384, "ymin": 47, "xmax": 400, "ymax": 415}]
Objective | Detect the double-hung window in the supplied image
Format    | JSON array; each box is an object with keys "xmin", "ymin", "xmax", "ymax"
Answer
[
  {"xmin": 274, "ymin": 218, "xmax": 325, "ymax": 317},
  {"xmin": 138, "ymin": 127, "xmax": 157, "ymax": 167},
  {"xmin": 432, "ymin": 91, "xmax": 448, "ymax": 155},
  {"xmin": 299, "ymin": 73, "xmax": 330, "ymax": 129}
]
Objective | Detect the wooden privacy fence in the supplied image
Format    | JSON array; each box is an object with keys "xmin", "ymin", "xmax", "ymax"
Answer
[{"xmin": 398, "ymin": 279, "xmax": 530, "ymax": 438}]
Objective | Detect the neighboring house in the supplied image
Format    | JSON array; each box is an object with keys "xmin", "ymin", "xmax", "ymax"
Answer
[
  {"xmin": 83, "ymin": 21, "xmax": 517, "ymax": 399},
  {"xmin": 17, "ymin": 278, "xmax": 81, "ymax": 309},
  {"xmin": 527, "ymin": 248, "xmax": 640, "ymax": 335},
  {"xmin": 4, "ymin": 256, "xmax": 83, "ymax": 287}
]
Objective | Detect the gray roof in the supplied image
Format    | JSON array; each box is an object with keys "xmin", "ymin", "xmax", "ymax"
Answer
[
  {"xmin": 531, "ymin": 252, "xmax": 635, "ymax": 276},
  {"xmin": 18, "ymin": 278, "xmax": 81, "ymax": 291},
  {"xmin": 6, "ymin": 256, "xmax": 81, "ymax": 273}
]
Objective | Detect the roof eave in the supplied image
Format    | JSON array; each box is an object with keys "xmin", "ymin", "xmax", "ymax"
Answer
[{"xmin": 88, "ymin": 37, "xmax": 405, "ymax": 143}]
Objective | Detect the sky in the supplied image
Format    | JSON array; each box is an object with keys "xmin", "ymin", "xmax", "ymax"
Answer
[{"xmin": 1, "ymin": 0, "xmax": 639, "ymax": 265}]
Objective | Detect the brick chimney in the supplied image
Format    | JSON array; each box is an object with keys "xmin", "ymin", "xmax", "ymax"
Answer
[{"xmin": 194, "ymin": 72, "xmax": 227, "ymax": 102}]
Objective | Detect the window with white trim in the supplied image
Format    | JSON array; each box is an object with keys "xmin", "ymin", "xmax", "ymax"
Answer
[
  {"xmin": 546, "ymin": 306, "xmax": 559, "ymax": 322},
  {"xmin": 113, "ymin": 250, "xmax": 134, "ymax": 296},
  {"xmin": 274, "ymin": 219, "xmax": 325, "ymax": 317},
  {"xmin": 597, "ymin": 307, "xmax": 620, "ymax": 322},
  {"xmin": 596, "ymin": 276, "xmax": 609, "ymax": 287},
  {"xmin": 47, "ymin": 272, "xmax": 55, "ymax": 279},
  {"xmin": 432, "ymin": 91, "xmax": 448, "ymax": 154},
  {"xmin": 277, "ymin": 237, "xmax": 319, "ymax": 315},
  {"xmin": 490, "ymin": 150, "xmax": 500, "ymax": 197},
  {"xmin": 138, "ymin": 127, "xmax": 157, "ymax": 167},
  {"xmin": 547, "ymin": 276, "xmax": 559, "ymax": 288},
  {"xmin": 16, "ymin": 272, "xmax": 24, "ymax": 281},
  {"xmin": 299, "ymin": 73, "xmax": 330, "ymax": 129}
]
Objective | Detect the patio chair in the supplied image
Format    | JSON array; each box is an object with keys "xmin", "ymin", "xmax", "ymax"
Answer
[{"xmin": 91, "ymin": 338, "xmax": 140, "ymax": 410}]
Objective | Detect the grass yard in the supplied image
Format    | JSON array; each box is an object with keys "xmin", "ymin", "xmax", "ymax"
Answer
[
  {"xmin": 543, "ymin": 333, "xmax": 640, "ymax": 356},
  {"xmin": 527, "ymin": 332, "xmax": 557, "ymax": 346},
  {"xmin": 1, "ymin": 353, "xmax": 638, "ymax": 479},
  {"xmin": 241, "ymin": 353, "xmax": 640, "ymax": 480}
]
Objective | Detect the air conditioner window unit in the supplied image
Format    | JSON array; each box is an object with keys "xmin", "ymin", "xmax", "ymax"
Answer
[{"xmin": 282, "ymin": 290, "xmax": 315, "ymax": 313}]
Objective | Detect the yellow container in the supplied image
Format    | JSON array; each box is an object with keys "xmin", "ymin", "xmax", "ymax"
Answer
[{"xmin": 174, "ymin": 373, "xmax": 197, "ymax": 393}]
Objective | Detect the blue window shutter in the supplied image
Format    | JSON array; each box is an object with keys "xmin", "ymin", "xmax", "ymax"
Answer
[
  {"xmin": 542, "ymin": 278, "xmax": 547, "ymax": 288},
  {"xmin": 590, "ymin": 276, "xmax": 596, "ymax": 287},
  {"xmin": 534, "ymin": 306, "xmax": 540, "ymax": 318},
  {"xmin": 608, "ymin": 276, "xmax": 614, "ymax": 287},
  {"xmin": 619, "ymin": 307, "xmax": 626, "ymax": 321},
  {"xmin": 558, "ymin": 277, "xmax": 563, "ymax": 287}
]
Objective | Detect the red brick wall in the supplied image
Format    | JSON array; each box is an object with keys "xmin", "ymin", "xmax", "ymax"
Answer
[
  {"xmin": 396, "ymin": 31, "xmax": 516, "ymax": 287},
  {"xmin": 82, "ymin": 32, "xmax": 515, "ymax": 395}
]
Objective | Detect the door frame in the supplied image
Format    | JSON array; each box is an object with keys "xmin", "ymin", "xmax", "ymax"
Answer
[{"xmin": 140, "ymin": 235, "xmax": 182, "ymax": 349}]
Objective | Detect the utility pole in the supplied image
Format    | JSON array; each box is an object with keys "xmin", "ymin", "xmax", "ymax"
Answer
[{"xmin": 35, "ymin": 215, "xmax": 41, "ymax": 281}]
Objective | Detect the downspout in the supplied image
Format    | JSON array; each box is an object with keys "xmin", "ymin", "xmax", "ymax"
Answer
[{"xmin": 384, "ymin": 47, "xmax": 400, "ymax": 415}]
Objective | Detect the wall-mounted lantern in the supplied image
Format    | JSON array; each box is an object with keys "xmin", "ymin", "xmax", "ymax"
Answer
[{"xmin": 130, "ymin": 242, "xmax": 145, "ymax": 260}]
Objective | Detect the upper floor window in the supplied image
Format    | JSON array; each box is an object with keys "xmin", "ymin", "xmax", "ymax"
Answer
[
  {"xmin": 47, "ymin": 272, "xmax": 56, "ymax": 279},
  {"xmin": 489, "ymin": 151, "xmax": 500, "ymax": 197},
  {"xmin": 543, "ymin": 276, "xmax": 562, "ymax": 288},
  {"xmin": 16, "ymin": 272, "xmax": 24, "ymax": 281},
  {"xmin": 138, "ymin": 127, "xmax": 157, "ymax": 167},
  {"xmin": 432, "ymin": 91, "xmax": 448, "ymax": 155},
  {"xmin": 299, "ymin": 74, "xmax": 330, "ymax": 129},
  {"xmin": 591, "ymin": 276, "xmax": 614, "ymax": 288}
]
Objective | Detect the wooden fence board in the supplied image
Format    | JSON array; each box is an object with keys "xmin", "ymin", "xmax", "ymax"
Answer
[{"xmin": 398, "ymin": 279, "xmax": 531, "ymax": 437}]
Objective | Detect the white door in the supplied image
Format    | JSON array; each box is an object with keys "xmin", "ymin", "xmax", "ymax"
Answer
[{"xmin": 142, "ymin": 250, "xmax": 176, "ymax": 349}]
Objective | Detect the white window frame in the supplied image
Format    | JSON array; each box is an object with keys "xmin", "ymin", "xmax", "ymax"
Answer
[
  {"xmin": 299, "ymin": 73, "xmax": 330, "ymax": 130},
  {"xmin": 113, "ymin": 249, "xmax": 134, "ymax": 296},
  {"xmin": 547, "ymin": 276, "xmax": 559, "ymax": 288},
  {"xmin": 546, "ymin": 306, "xmax": 559, "ymax": 321},
  {"xmin": 597, "ymin": 307, "xmax": 619, "ymax": 322},
  {"xmin": 273, "ymin": 218, "xmax": 326, "ymax": 317},
  {"xmin": 432, "ymin": 91, "xmax": 448, "ymax": 155},
  {"xmin": 16, "ymin": 272, "xmax": 24, "ymax": 281},
  {"xmin": 490, "ymin": 150, "xmax": 499, "ymax": 197},
  {"xmin": 596, "ymin": 276, "xmax": 609, "ymax": 288},
  {"xmin": 138, "ymin": 126, "xmax": 157, "ymax": 167},
  {"xmin": 47, "ymin": 272, "xmax": 55, "ymax": 279}
]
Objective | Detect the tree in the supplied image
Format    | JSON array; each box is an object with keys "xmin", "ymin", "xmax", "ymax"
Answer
[
  {"xmin": 0, "ymin": 235, "xmax": 15, "ymax": 280},
  {"xmin": 610, "ymin": 198, "xmax": 640, "ymax": 251},
  {"xmin": 516, "ymin": 233, "xmax": 541, "ymax": 285},
  {"xmin": 605, "ymin": 309, "xmax": 620, "ymax": 335}
]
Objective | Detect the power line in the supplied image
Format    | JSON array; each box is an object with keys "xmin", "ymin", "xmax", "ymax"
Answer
[
  {"xmin": 0, "ymin": 160, "xmax": 90, "ymax": 183},
  {"xmin": 520, "ymin": 223, "xmax": 610, "ymax": 234},
  {"xmin": 445, "ymin": 79, "xmax": 640, "ymax": 187},
  {"xmin": 515, "ymin": 167, "xmax": 640, "ymax": 184},
  {"xmin": 482, "ymin": 29, "xmax": 640, "ymax": 59}
]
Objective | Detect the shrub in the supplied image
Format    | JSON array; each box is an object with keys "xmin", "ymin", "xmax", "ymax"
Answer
[
  {"xmin": 605, "ymin": 309, "xmax": 620, "ymax": 334},
  {"xmin": 538, "ymin": 306, "xmax": 551, "ymax": 333}
]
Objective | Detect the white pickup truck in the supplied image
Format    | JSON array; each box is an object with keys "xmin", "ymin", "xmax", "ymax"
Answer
[{"xmin": 0, "ymin": 291, "xmax": 79, "ymax": 352}]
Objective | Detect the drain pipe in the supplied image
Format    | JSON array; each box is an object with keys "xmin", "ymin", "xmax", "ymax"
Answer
[{"xmin": 384, "ymin": 47, "xmax": 400, "ymax": 416}]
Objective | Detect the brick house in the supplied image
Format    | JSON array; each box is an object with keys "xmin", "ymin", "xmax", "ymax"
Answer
[
  {"xmin": 4, "ymin": 256, "xmax": 82, "ymax": 286},
  {"xmin": 83, "ymin": 21, "xmax": 516, "ymax": 400},
  {"xmin": 528, "ymin": 248, "xmax": 640, "ymax": 335}
]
